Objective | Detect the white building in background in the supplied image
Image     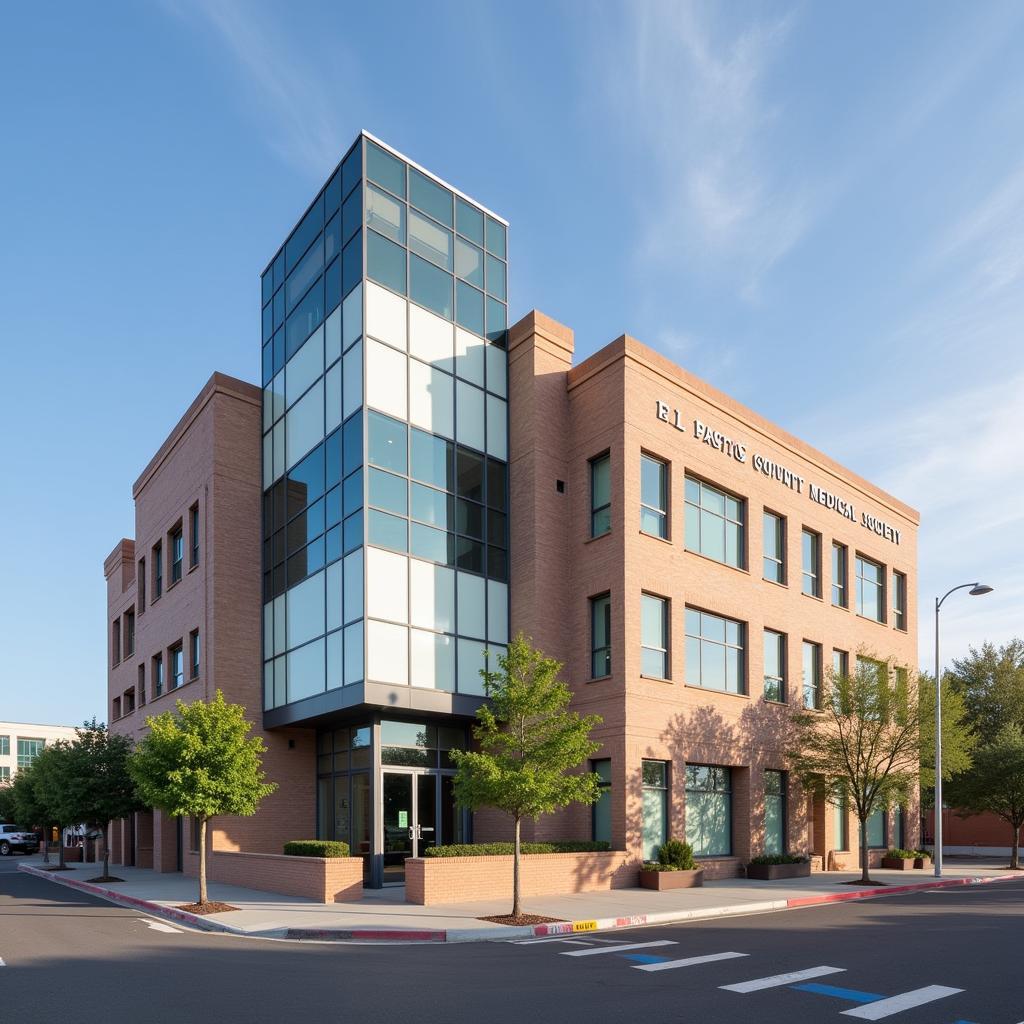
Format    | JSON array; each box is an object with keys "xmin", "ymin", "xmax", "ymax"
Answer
[{"xmin": 0, "ymin": 722, "xmax": 78, "ymax": 783}]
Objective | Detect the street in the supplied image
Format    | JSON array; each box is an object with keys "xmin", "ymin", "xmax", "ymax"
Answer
[{"xmin": 2, "ymin": 857, "xmax": 1022, "ymax": 1023}]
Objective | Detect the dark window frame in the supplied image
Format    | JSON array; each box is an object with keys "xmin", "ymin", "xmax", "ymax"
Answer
[
  {"xmin": 590, "ymin": 452, "xmax": 611, "ymax": 538},
  {"xmin": 590, "ymin": 592, "xmax": 612, "ymax": 679}
]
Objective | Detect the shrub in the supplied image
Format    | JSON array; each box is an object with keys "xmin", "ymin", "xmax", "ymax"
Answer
[
  {"xmin": 657, "ymin": 838, "xmax": 697, "ymax": 871},
  {"xmin": 641, "ymin": 862, "xmax": 673, "ymax": 872},
  {"xmin": 748, "ymin": 853, "xmax": 809, "ymax": 865},
  {"xmin": 424, "ymin": 841, "xmax": 610, "ymax": 857},
  {"xmin": 885, "ymin": 847, "xmax": 916, "ymax": 860},
  {"xmin": 914, "ymin": 848, "xmax": 931, "ymax": 858},
  {"xmin": 283, "ymin": 840, "xmax": 350, "ymax": 858}
]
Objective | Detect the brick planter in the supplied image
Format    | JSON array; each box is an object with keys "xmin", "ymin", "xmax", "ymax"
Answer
[
  {"xmin": 881, "ymin": 856, "xmax": 916, "ymax": 870},
  {"xmin": 639, "ymin": 868, "xmax": 704, "ymax": 890},
  {"xmin": 184, "ymin": 850, "xmax": 363, "ymax": 903},
  {"xmin": 913, "ymin": 855, "xmax": 932, "ymax": 869},
  {"xmin": 745, "ymin": 861, "xmax": 811, "ymax": 881}
]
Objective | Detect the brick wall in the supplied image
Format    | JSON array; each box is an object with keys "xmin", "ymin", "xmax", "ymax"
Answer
[
  {"xmin": 183, "ymin": 850, "xmax": 363, "ymax": 903},
  {"xmin": 405, "ymin": 851, "xmax": 638, "ymax": 905}
]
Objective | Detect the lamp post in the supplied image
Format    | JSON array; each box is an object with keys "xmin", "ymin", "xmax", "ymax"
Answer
[{"xmin": 934, "ymin": 582, "xmax": 993, "ymax": 878}]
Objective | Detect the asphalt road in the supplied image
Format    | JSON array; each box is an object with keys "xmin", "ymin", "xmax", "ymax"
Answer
[{"xmin": 2, "ymin": 855, "xmax": 1022, "ymax": 1024}]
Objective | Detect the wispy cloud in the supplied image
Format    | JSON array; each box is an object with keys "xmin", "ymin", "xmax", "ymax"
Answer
[{"xmin": 163, "ymin": 0, "xmax": 355, "ymax": 179}]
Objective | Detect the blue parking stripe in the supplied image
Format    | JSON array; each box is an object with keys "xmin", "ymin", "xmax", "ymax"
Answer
[
  {"xmin": 792, "ymin": 983, "xmax": 884, "ymax": 1003},
  {"xmin": 623, "ymin": 954, "xmax": 671, "ymax": 964}
]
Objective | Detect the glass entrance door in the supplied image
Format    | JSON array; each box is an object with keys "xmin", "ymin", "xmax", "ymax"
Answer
[
  {"xmin": 380, "ymin": 771, "xmax": 456, "ymax": 884},
  {"xmin": 382, "ymin": 772, "xmax": 413, "ymax": 884}
]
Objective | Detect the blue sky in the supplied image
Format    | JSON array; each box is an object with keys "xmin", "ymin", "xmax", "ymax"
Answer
[{"xmin": 2, "ymin": 1, "xmax": 1021, "ymax": 725}]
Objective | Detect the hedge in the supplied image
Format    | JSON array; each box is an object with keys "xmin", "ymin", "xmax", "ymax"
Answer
[
  {"xmin": 748, "ymin": 853, "xmax": 809, "ymax": 866},
  {"xmin": 424, "ymin": 841, "xmax": 610, "ymax": 857},
  {"xmin": 283, "ymin": 840, "xmax": 350, "ymax": 858}
]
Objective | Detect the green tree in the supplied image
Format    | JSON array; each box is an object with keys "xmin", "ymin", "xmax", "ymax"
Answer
[
  {"xmin": 66, "ymin": 720, "xmax": 140, "ymax": 881},
  {"xmin": 7, "ymin": 765, "xmax": 52, "ymax": 859},
  {"xmin": 29, "ymin": 742, "xmax": 81, "ymax": 870},
  {"xmin": 947, "ymin": 724, "xmax": 1024, "ymax": 869},
  {"xmin": 449, "ymin": 634, "xmax": 603, "ymax": 919},
  {"xmin": 0, "ymin": 781, "xmax": 15, "ymax": 824},
  {"xmin": 128, "ymin": 691, "xmax": 277, "ymax": 908},
  {"xmin": 918, "ymin": 672, "xmax": 975, "ymax": 802},
  {"xmin": 788, "ymin": 657, "xmax": 919, "ymax": 884},
  {"xmin": 947, "ymin": 640, "xmax": 1024, "ymax": 745}
]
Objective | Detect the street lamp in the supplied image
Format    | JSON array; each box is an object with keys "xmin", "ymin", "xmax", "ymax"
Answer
[{"xmin": 933, "ymin": 582, "xmax": 993, "ymax": 877}]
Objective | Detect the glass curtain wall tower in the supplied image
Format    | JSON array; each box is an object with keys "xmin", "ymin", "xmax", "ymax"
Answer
[{"xmin": 259, "ymin": 132, "xmax": 509, "ymax": 885}]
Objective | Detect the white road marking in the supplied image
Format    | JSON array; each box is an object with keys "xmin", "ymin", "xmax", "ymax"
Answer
[
  {"xmin": 722, "ymin": 966, "xmax": 846, "ymax": 992},
  {"xmin": 634, "ymin": 951, "xmax": 749, "ymax": 972},
  {"xmin": 139, "ymin": 919, "xmax": 183, "ymax": 933},
  {"xmin": 514, "ymin": 937, "xmax": 595, "ymax": 945},
  {"xmin": 0, "ymin": 957, "xmax": 6, "ymax": 967},
  {"xmin": 840, "ymin": 985, "xmax": 964, "ymax": 1019},
  {"xmin": 562, "ymin": 940, "xmax": 678, "ymax": 957}
]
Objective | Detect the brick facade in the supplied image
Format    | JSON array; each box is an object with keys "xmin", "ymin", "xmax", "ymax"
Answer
[{"xmin": 183, "ymin": 850, "xmax": 363, "ymax": 903}]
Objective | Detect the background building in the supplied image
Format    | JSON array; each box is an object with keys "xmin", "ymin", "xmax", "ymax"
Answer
[{"xmin": 0, "ymin": 722, "xmax": 77, "ymax": 784}]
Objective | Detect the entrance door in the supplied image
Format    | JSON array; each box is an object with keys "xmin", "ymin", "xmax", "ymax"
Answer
[{"xmin": 380, "ymin": 771, "xmax": 450, "ymax": 884}]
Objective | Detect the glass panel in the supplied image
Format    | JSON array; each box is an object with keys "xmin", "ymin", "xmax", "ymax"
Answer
[
  {"xmin": 485, "ymin": 216, "xmax": 506, "ymax": 258},
  {"xmin": 285, "ymin": 278, "xmax": 325, "ymax": 361},
  {"xmin": 285, "ymin": 380, "xmax": 324, "ymax": 469},
  {"xmin": 365, "ymin": 183, "xmax": 405, "ymax": 244},
  {"xmin": 410, "ymin": 558, "xmax": 455, "ymax": 632},
  {"xmin": 410, "ymin": 522, "xmax": 452, "ymax": 565},
  {"xmin": 366, "ymin": 547, "xmax": 408, "ymax": 622},
  {"xmin": 367, "ymin": 230, "xmax": 407, "ymax": 294},
  {"xmin": 411, "ymin": 429, "xmax": 452, "ymax": 488},
  {"xmin": 382, "ymin": 772, "xmax": 413, "ymax": 883},
  {"xmin": 285, "ymin": 194, "xmax": 323, "ymax": 273},
  {"xmin": 409, "ymin": 167, "xmax": 453, "ymax": 227},
  {"xmin": 455, "ymin": 236, "xmax": 484, "ymax": 287},
  {"xmin": 368, "ymin": 468, "xmax": 407, "ymax": 514},
  {"xmin": 410, "ymin": 254, "xmax": 453, "ymax": 319},
  {"xmin": 455, "ymin": 280, "xmax": 485, "ymax": 335},
  {"xmin": 456, "ymin": 196, "xmax": 484, "ymax": 244},
  {"xmin": 368, "ymin": 411, "xmax": 408, "ymax": 474},
  {"xmin": 485, "ymin": 296, "xmax": 506, "ymax": 342},
  {"xmin": 366, "ymin": 141, "xmax": 406, "ymax": 198},
  {"xmin": 592, "ymin": 759, "xmax": 612, "ymax": 844},
  {"xmin": 409, "ymin": 210, "xmax": 453, "ymax": 271},
  {"xmin": 368, "ymin": 510, "xmax": 408, "ymax": 552},
  {"xmin": 410, "ymin": 629, "xmax": 455, "ymax": 691},
  {"xmin": 642, "ymin": 770, "xmax": 667, "ymax": 861},
  {"xmin": 287, "ymin": 638, "xmax": 325, "ymax": 703}
]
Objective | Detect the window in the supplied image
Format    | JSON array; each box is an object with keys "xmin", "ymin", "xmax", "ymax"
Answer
[
  {"xmin": 111, "ymin": 619, "xmax": 121, "ymax": 666},
  {"xmin": 190, "ymin": 630, "xmax": 200, "ymax": 680},
  {"xmin": 640, "ymin": 455, "xmax": 667, "ymax": 538},
  {"xmin": 170, "ymin": 525, "xmax": 183, "ymax": 584},
  {"xmin": 153, "ymin": 653, "xmax": 164, "ymax": 697},
  {"xmin": 124, "ymin": 609, "xmax": 135, "ymax": 657},
  {"xmin": 685, "ymin": 765, "xmax": 731, "ymax": 857},
  {"xmin": 138, "ymin": 558, "xmax": 146, "ymax": 613},
  {"xmin": 590, "ymin": 453, "xmax": 611, "ymax": 537},
  {"xmin": 863, "ymin": 807, "xmax": 886, "ymax": 848},
  {"xmin": 801, "ymin": 529, "xmax": 820, "ymax": 597},
  {"xmin": 17, "ymin": 738, "xmax": 45, "ymax": 769},
  {"xmin": 832, "ymin": 542, "xmax": 847, "ymax": 607},
  {"xmin": 642, "ymin": 761, "xmax": 668, "ymax": 861},
  {"xmin": 112, "ymin": 697, "xmax": 121, "ymax": 720},
  {"xmin": 764, "ymin": 770, "xmax": 786, "ymax": 856},
  {"xmin": 857, "ymin": 655, "xmax": 887, "ymax": 686},
  {"xmin": 832, "ymin": 790, "xmax": 849, "ymax": 850},
  {"xmin": 170, "ymin": 644, "xmax": 184, "ymax": 689},
  {"xmin": 138, "ymin": 664, "xmax": 146, "ymax": 706},
  {"xmin": 124, "ymin": 688, "xmax": 135, "ymax": 714},
  {"xmin": 590, "ymin": 593, "xmax": 611, "ymax": 678},
  {"xmin": 893, "ymin": 805, "xmax": 905, "ymax": 849},
  {"xmin": 592, "ymin": 759, "xmax": 612, "ymax": 845},
  {"xmin": 190, "ymin": 504, "xmax": 200, "ymax": 567},
  {"xmin": 762, "ymin": 511, "xmax": 785, "ymax": 583},
  {"xmin": 802, "ymin": 640, "xmax": 822, "ymax": 709},
  {"xmin": 153, "ymin": 542, "xmax": 163, "ymax": 600},
  {"xmin": 856, "ymin": 555, "xmax": 885, "ymax": 622},
  {"xmin": 685, "ymin": 608, "xmax": 745, "ymax": 694},
  {"xmin": 763, "ymin": 629, "xmax": 786, "ymax": 703},
  {"xmin": 641, "ymin": 594, "xmax": 669, "ymax": 678},
  {"xmin": 0, "ymin": 767, "xmax": 9, "ymax": 782},
  {"xmin": 833, "ymin": 649, "xmax": 849, "ymax": 679},
  {"xmin": 893, "ymin": 570, "xmax": 907, "ymax": 630},
  {"xmin": 685, "ymin": 476, "xmax": 744, "ymax": 567},
  {"xmin": 0, "ymin": 735, "xmax": 8, "ymax": 756}
]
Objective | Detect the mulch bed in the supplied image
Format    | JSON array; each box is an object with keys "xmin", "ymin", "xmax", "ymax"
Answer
[
  {"xmin": 478, "ymin": 913, "xmax": 566, "ymax": 926},
  {"xmin": 839, "ymin": 879, "xmax": 888, "ymax": 886},
  {"xmin": 42, "ymin": 865, "xmax": 75, "ymax": 872},
  {"xmin": 86, "ymin": 876, "xmax": 124, "ymax": 884},
  {"xmin": 177, "ymin": 901, "xmax": 239, "ymax": 915}
]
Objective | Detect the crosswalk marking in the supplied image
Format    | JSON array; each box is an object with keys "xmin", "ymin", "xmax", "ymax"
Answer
[
  {"xmin": 840, "ymin": 985, "xmax": 964, "ymax": 1020},
  {"xmin": 514, "ymin": 937, "xmax": 595, "ymax": 945},
  {"xmin": 634, "ymin": 951, "xmax": 749, "ymax": 973},
  {"xmin": 722, "ymin": 966, "xmax": 846, "ymax": 993},
  {"xmin": 562, "ymin": 940, "xmax": 677, "ymax": 957}
]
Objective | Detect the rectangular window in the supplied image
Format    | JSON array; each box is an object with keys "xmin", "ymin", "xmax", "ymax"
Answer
[
  {"xmin": 170, "ymin": 643, "xmax": 184, "ymax": 689},
  {"xmin": 592, "ymin": 759, "xmax": 612, "ymax": 845},
  {"xmin": 801, "ymin": 529, "xmax": 821, "ymax": 597},
  {"xmin": 832, "ymin": 791, "xmax": 849, "ymax": 850},
  {"xmin": 685, "ymin": 608, "xmax": 745, "ymax": 694},
  {"xmin": 642, "ymin": 760, "xmax": 668, "ymax": 861},
  {"xmin": 640, "ymin": 594, "xmax": 669, "ymax": 679},
  {"xmin": 863, "ymin": 806, "xmax": 886, "ymax": 848},
  {"xmin": 124, "ymin": 688, "xmax": 135, "ymax": 714},
  {"xmin": 138, "ymin": 558, "xmax": 146, "ymax": 613},
  {"xmin": 124, "ymin": 609, "xmax": 135, "ymax": 657},
  {"xmin": 832, "ymin": 542, "xmax": 848, "ymax": 607},
  {"xmin": 893, "ymin": 571, "xmax": 907, "ymax": 631},
  {"xmin": 590, "ymin": 593, "xmax": 611, "ymax": 678},
  {"xmin": 832, "ymin": 648, "xmax": 849, "ymax": 679},
  {"xmin": 190, "ymin": 630, "xmax": 200, "ymax": 680},
  {"xmin": 762, "ymin": 511, "xmax": 785, "ymax": 584},
  {"xmin": 590, "ymin": 453, "xmax": 611, "ymax": 537},
  {"xmin": 856, "ymin": 655, "xmax": 887, "ymax": 685},
  {"xmin": 685, "ymin": 765, "xmax": 732, "ymax": 857},
  {"xmin": 170, "ymin": 525, "xmax": 183, "ymax": 584},
  {"xmin": 0, "ymin": 767, "xmax": 9, "ymax": 782},
  {"xmin": 111, "ymin": 619, "xmax": 121, "ymax": 666},
  {"xmin": 138, "ymin": 664, "xmax": 146, "ymax": 706},
  {"xmin": 0, "ymin": 736, "xmax": 9, "ymax": 756},
  {"xmin": 112, "ymin": 697, "xmax": 121, "ymax": 721},
  {"xmin": 763, "ymin": 629, "xmax": 786, "ymax": 703},
  {"xmin": 764, "ymin": 770, "xmax": 786, "ymax": 856},
  {"xmin": 802, "ymin": 640, "xmax": 822, "ymax": 710},
  {"xmin": 685, "ymin": 476, "xmax": 744, "ymax": 568},
  {"xmin": 153, "ymin": 542, "xmax": 163, "ymax": 600},
  {"xmin": 640, "ymin": 454, "xmax": 668, "ymax": 538},
  {"xmin": 856, "ymin": 555, "xmax": 885, "ymax": 622},
  {"xmin": 153, "ymin": 653, "xmax": 164, "ymax": 698},
  {"xmin": 190, "ymin": 504, "xmax": 200, "ymax": 567},
  {"xmin": 17, "ymin": 738, "xmax": 45, "ymax": 769}
]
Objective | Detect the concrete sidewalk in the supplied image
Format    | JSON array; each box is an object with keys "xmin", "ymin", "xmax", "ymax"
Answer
[{"xmin": 18, "ymin": 856, "xmax": 1023, "ymax": 944}]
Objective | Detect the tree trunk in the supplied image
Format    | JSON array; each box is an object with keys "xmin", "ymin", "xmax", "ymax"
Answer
[
  {"xmin": 58, "ymin": 826, "xmax": 66, "ymax": 870},
  {"xmin": 512, "ymin": 816, "xmax": 521, "ymax": 919},
  {"xmin": 198, "ymin": 818, "xmax": 208, "ymax": 906},
  {"xmin": 1010, "ymin": 824, "xmax": 1020, "ymax": 871},
  {"xmin": 860, "ymin": 817, "xmax": 870, "ymax": 884}
]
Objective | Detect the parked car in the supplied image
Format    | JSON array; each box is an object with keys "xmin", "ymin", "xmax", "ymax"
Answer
[{"xmin": 0, "ymin": 823, "xmax": 40, "ymax": 856}]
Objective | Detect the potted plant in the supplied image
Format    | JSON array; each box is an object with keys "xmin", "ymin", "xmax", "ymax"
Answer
[
  {"xmin": 912, "ymin": 848, "xmax": 932, "ymax": 869},
  {"xmin": 746, "ymin": 853, "xmax": 811, "ymax": 880},
  {"xmin": 639, "ymin": 838, "xmax": 704, "ymax": 890},
  {"xmin": 881, "ymin": 847, "xmax": 917, "ymax": 869}
]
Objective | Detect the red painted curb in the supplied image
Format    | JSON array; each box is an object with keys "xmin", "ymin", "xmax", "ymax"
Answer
[
  {"xmin": 284, "ymin": 927, "xmax": 447, "ymax": 942},
  {"xmin": 785, "ymin": 872, "xmax": 1023, "ymax": 909}
]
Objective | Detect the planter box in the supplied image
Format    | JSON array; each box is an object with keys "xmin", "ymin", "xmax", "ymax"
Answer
[
  {"xmin": 745, "ymin": 861, "xmax": 811, "ymax": 881},
  {"xmin": 913, "ymin": 856, "xmax": 932, "ymax": 869},
  {"xmin": 881, "ymin": 856, "xmax": 916, "ymax": 870},
  {"xmin": 639, "ymin": 868, "xmax": 704, "ymax": 890}
]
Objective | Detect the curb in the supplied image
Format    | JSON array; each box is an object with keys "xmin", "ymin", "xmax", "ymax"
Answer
[{"xmin": 19, "ymin": 862, "xmax": 1024, "ymax": 944}]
